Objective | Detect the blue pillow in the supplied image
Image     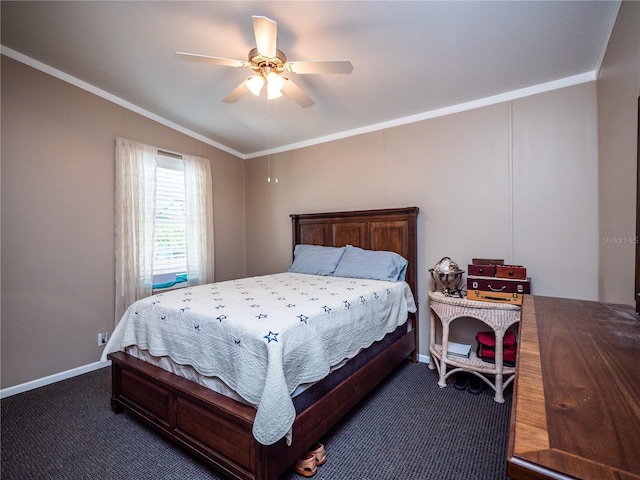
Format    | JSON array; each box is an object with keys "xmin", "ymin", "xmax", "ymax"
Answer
[
  {"xmin": 333, "ymin": 246, "xmax": 408, "ymax": 282},
  {"xmin": 288, "ymin": 244, "xmax": 346, "ymax": 276}
]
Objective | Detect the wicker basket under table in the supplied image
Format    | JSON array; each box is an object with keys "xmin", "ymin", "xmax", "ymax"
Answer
[{"xmin": 428, "ymin": 291, "xmax": 522, "ymax": 403}]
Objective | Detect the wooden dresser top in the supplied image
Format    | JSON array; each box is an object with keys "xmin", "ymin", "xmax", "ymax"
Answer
[{"xmin": 508, "ymin": 295, "xmax": 640, "ymax": 480}]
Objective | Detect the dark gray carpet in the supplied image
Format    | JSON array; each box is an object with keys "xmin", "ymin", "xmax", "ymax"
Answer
[{"xmin": 1, "ymin": 362, "xmax": 511, "ymax": 479}]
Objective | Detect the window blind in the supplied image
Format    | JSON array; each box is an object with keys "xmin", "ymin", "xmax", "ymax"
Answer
[{"xmin": 154, "ymin": 155, "xmax": 187, "ymax": 277}]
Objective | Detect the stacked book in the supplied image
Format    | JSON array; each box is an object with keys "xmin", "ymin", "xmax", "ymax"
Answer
[
  {"xmin": 466, "ymin": 258, "xmax": 530, "ymax": 305},
  {"xmin": 446, "ymin": 341, "xmax": 472, "ymax": 359}
]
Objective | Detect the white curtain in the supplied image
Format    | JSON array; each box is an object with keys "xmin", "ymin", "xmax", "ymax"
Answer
[
  {"xmin": 114, "ymin": 139, "xmax": 215, "ymax": 323},
  {"xmin": 115, "ymin": 138, "xmax": 158, "ymax": 322},
  {"xmin": 184, "ymin": 154, "xmax": 215, "ymax": 286}
]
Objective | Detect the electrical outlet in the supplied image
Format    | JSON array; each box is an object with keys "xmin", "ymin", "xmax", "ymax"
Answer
[{"xmin": 98, "ymin": 331, "xmax": 108, "ymax": 346}]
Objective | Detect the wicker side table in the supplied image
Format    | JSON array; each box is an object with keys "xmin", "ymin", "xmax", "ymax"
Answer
[{"xmin": 428, "ymin": 290, "xmax": 521, "ymax": 403}]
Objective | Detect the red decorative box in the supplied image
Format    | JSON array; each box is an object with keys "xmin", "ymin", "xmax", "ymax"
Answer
[
  {"xmin": 495, "ymin": 265, "xmax": 527, "ymax": 280},
  {"xmin": 471, "ymin": 258, "xmax": 504, "ymax": 266},
  {"xmin": 467, "ymin": 264, "xmax": 497, "ymax": 277},
  {"xmin": 476, "ymin": 331, "xmax": 518, "ymax": 365}
]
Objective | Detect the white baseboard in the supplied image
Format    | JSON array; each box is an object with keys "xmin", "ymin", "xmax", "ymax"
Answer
[
  {"xmin": 417, "ymin": 353, "xmax": 430, "ymax": 364},
  {"xmin": 1, "ymin": 360, "xmax": 112, "ymax": 399},
  {"xmin": 1, "ymin": 353, "xmax": 430, "ymax": 399}
]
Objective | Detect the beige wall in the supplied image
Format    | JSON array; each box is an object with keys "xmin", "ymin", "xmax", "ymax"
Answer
[
  {"xmin": 1, "ymin": 56, "xmax": 246, "ymax": 388},
  {"xmin": 597, "ymin": 0, "xmax": 640, "ymax": 305},
  {"xmin": 244, "ymin": 83, "xmax": 600, "ymax": 354}
]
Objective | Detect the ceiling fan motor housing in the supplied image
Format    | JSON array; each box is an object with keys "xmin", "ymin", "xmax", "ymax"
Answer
[{"xmin": 248, "ymin": 47, "xmax": 287, "ymax": 75}]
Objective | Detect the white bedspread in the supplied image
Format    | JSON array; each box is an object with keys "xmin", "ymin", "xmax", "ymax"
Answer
[{"xmin": 102, "ymin": 272, "xmax": 416, "ymax": 445}]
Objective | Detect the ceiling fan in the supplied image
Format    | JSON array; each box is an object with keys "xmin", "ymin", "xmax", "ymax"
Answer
[{"xmin": 176, "ymin": 16, "xmax": 353, "ymax": 108}]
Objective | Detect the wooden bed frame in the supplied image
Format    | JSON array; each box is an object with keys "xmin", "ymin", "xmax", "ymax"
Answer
[{"xmin": 108, "ymin": 207, "xmax": 419, "ymax": 480}]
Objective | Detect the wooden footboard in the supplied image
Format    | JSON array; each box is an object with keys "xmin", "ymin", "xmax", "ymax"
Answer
[{"xmin": 108, "ymin": 323, "xmax": 415, "ymax": 480}]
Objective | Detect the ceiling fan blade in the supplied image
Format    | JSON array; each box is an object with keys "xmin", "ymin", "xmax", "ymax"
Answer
[
  {"xmin": 175, "ymin": 52, "xmax": 247, "ymax": 68},
  {"xmin": 223, "ymin": 80, "xmax": 250, "ymax": 103},
  {"xmin": 281, "ymin": 77, "xmax": 315, "ymax": 108},
  {"xmin": 252, "ymin": 16, "xmax": 277, "ymax": 58},
  {"xmin": 285, "ymin": 60, "xmax": 354, "ymax": 75}
]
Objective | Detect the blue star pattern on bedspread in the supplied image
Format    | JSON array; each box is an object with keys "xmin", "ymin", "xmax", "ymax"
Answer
[
  {"xmin": 263, "ymin": 331, "xmax": 278, "ymax": 343},
  {"xmin": 102, "ymin": 272, "xmax": 416, "ymax": 446}
]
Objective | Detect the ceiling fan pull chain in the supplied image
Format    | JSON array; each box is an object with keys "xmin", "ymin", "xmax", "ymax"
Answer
[
  {"xmin": 274, "ymin": 99, "xmax": 279, "ymax": 183},
  {"xmin": 267, "ymin": 96, "xmax": 272, "ymax": 183}
]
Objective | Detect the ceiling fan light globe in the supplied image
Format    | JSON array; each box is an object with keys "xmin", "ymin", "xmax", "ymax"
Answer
[
  {"xmin": 266, "ymin": 72, "xmax": 284, "ymax": 90},
  {"xmin": 246, "ymin": 75, "xmax": 264, "ymax": 96},
  {"xmin": 267, "ymin": 88, "xmax": 283, "ymax": 100},
  {"xmin": 266, "ymin": 72, "xmax": 285, "ymax": 99}
]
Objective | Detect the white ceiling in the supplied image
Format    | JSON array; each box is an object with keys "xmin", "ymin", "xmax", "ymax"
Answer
[{"xmin": 1, "ymin": 1, "xmax": 620, "ymax": 158}]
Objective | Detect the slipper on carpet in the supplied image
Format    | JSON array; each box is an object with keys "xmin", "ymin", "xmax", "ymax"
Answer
[
  {"xmin": 293, "ymin": 452, "xmax": 317, "ymax": 477},
  {"xmin": 468, "ymin": 374, "xmax": 484, "ymax": 395},
  {"xmin": 453, "ymin": 372, "xmax": 469, "ymax": 390},
  {"xmin": 308, "ymin": 443, "xmax": 326, "ymax": 466}
]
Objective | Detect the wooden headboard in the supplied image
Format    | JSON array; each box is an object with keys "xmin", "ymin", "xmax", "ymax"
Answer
[{"xmin": 290, "ymin": 207, "xmax": 419, "ymax": 298}]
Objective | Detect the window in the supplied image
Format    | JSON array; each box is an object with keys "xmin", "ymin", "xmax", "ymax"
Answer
[
  {"xmin": 114, "ymin": 138, "xmax": 214, "ymax": 322},
  {"xmin": 153, "ymin": 155, "xmax": 187, "ymax": 290}
]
